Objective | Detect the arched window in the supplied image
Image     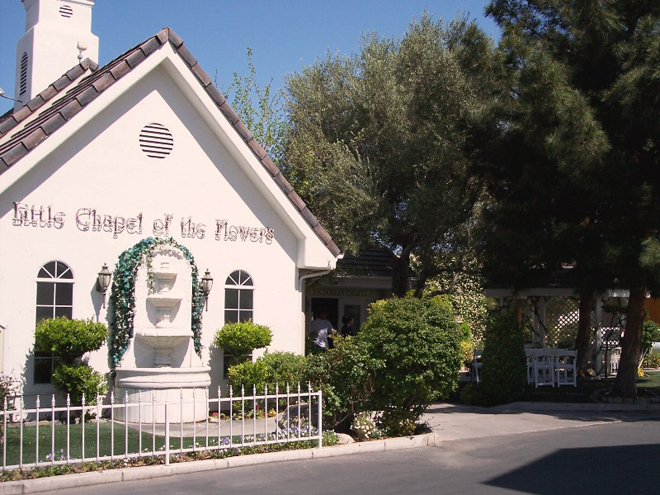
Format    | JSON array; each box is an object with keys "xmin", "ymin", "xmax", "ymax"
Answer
[
  {"xmin": 34, "ymin": 261, "xmax": 74, "ymax": 384},
  {"xmin": 224, "ymin": 270, "xmax": 253, "ymax": 324}
]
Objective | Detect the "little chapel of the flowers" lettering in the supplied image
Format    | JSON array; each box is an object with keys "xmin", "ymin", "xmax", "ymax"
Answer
[{"xmin": 11, "ymin": 202, "xmax": 275, "ymax": 244}]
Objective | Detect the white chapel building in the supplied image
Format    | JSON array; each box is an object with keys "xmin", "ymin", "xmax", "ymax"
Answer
[{"xmin": 0, "ymin": 0, "xmax": 341, "ymax": 399}]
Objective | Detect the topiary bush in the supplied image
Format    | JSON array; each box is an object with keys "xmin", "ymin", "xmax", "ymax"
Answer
[
  {"xmin": 34, "ymin": 317, "xmax": 108, "ymax": 406},
  {"xmin": 214, "ymin": 321, "xmax": 272, "ymax": 367},
  {"xmin": 479, "ymin": 313, "xmax": 527, "ymax": 406},
  {"xmin": 35, "ymin": 317, "xmax": 107, "ymax": 364},
  {"xmin": 358, "ymin": 296, "xmax": 464, "ymax": 436},
  {"xmin": 53, "ymin": 362, "xmax": 107, "ymax": 406}
]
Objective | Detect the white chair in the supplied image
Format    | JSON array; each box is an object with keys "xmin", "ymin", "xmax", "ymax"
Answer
[
  {"xmin": 532, "ymin": 350, "xmax": 555, "ymax": 388},
  {"xmin": 555, "ymin": 349, "xmax": 577, "ymax": 387},
  {"xmin": 525, "ymin": 349, "xmax": 535, "ymax": 385},
  {"xmin": 608, "ymin": 347, "xmax": 621, "ymax": 376},
  {"xmin": 471, "ymin": 349, "xmax": 483, "ymax": 383}
]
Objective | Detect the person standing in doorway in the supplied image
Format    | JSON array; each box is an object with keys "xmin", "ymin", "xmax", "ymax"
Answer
[{"xmin": 309, "ymin": 309, "xmax": 333, "ymax": 351}]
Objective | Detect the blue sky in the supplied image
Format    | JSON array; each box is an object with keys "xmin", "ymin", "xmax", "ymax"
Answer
[{"xmin": 0, "ymin": 1, "xmax": 499, "ymax": 114}]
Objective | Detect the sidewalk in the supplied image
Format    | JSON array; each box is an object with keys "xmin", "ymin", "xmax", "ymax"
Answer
[{"xmin": 3, "ymin": 401, "xmax": 660, "ymax": 494}]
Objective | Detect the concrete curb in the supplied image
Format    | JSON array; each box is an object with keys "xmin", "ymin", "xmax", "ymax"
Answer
[
  {"xmin": 0, "ymin": 434, "xmax": 441, "ymax": 494},
  {"xmin": 492, "ymin": 401, "xmax": 660, "ymax": 413}
]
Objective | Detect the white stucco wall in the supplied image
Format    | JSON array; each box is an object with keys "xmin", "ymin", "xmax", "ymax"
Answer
[{"xmin": 0, "ymin": 59, "xmax": 326, "ymax": 398}]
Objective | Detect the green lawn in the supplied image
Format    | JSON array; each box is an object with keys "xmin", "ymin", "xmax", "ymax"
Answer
[
  {"xmin": 2, "ymin": 422, "xmax": 217, "ymax": 467},
  {"xmin": 519, "ymin": 370, "xmax": 660, "ymax": 403}
]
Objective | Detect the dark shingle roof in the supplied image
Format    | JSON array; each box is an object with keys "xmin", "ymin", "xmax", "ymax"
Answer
[
  {"xmin": 0, "ymin": 28, "xmax": 340, "ymax": 258},
  {"xmin": 337, "ymin": 247, "xmax": 396, "ymax": 277}
]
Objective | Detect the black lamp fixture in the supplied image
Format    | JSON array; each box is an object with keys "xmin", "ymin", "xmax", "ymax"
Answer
[
  {"xmin": 201, "ymin": 269, "xmax": 213, "ymax": 311},
  {"xmin": 96, "ymin": 263, "xmax": 112, "ymax": 309}
]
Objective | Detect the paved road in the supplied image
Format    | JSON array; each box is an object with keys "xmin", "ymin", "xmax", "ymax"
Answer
[{"xmin": 38, "ymin": 415, "xmax": 660, "ymax": 495}]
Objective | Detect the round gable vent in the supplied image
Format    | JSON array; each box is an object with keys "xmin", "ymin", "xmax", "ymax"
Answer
[
  {"xmin": 59, "ymin": 5, "xmax": 74, "ymax": 18},
  {"xmin": 139, "ymin": 123, "xmax": 174, "ymax": 159}
]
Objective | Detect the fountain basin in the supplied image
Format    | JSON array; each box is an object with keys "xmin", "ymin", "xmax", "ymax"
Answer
[{"xmin": 114, "ymin": 366, "xmax": 212, "ymax": 423}]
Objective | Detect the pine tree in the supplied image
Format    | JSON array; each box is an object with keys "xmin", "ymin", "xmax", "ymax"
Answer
[{"xmin": 484, "ymin": 0, "xmax": 660, "ymax": 397}]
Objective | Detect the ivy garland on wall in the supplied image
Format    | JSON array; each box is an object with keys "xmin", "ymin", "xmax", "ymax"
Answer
[{"xmin": 108, "ymin": 237, "xmax": 204, "ymax": 369}]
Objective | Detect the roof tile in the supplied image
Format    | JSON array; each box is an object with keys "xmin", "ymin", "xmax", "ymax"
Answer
[
  {"xmin": 247, "ymin": 138, "xmax": 267, "ymax": 160},
  {"xmin": 191, "ymin": 63, "xmax": 212, "ymax": 87},
  {"xmin": 1, "ymin": 144, "xmax": 29, "ymax": 167},
  {"xmin": 75, "ymin": 86, "xmax": 99, "ymax": 107},
  {"xmin": 273, "ymin": 172, "xmax": 294, "ymax": 195},
  {"xmin": 156, "ymin": 29, "xmax": 169, "ymax": 44},
  {"xmin": 167, "ymin": 29, "xmax": 184, "ymax": 48},
  {"xmin": 12, "ymin": 105, "xmax": 32, "ymax": 124},
  {"xmin": 288, "ymin": 190, "xmax": 307, "ymax": 211},
  {"xmin": 52, "ymin": 75, "xmax": 71, "ymax": 92},
  {"xmin": 176, "ymin": 45, "xmax": 197, "ymax": 68},
  {"xmin": 21, "ymin": 127, "xmax": 46, "ymax": 150},
  {"xmin": 59, "ymin": 99, "xmax": 83, "ymax": 121},
  {"xmin": 41, "ymin": 113, "xmax": 66, "ymax": 135},
  {"xmin": 109, "ymin": 60, "xmax": 131, "ymax": 80},
  {"xmin": 233, "ymin": 120, "xmax": 253, "ymax": 143},
  {"xmin": 92, "ymin": 73, "xmax": 116, "ymax": 93},
  {"xmin": 0, "ymin": 117, "xmax": 18, "ymax": 137},
  {"xmin": 206, "ymin": 85, "xmax": 226, "ymax": 106},
  {"xmin": 65, "ymin": 64, "xmax": 85, "ymax": 82},
  {"xmin": 260, "ymin": 156, "xmax": 280, "ymax": 177},
  {"xmin": 300, "ymin": 207, "xmax": 320, "ymax": 228},
  {"xmin": 220, "ymin": 104, "xmax": 240, "ymax": 125},
  {"xmin": 26, "ymin": 95, "xmax": 46, "ymax": 113},
  {"xmin": 125, "ymin": 49, "xmax": 146, "ymax": 69},
  {"xmin": 39, "ymin": 85, "xmax": 58, "ymax": 101},
  {"xmin": 140, "ymin": 37, "xmax": 161, "ymax": 58},
  {"xmin": 313, "ymin": 224, "xmax": 334, "ymax": 246}
]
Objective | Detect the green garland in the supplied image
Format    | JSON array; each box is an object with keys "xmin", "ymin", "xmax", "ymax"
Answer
[{"xmin": 108, "ymin": 237, "xmax": 204, "ymax": 368}]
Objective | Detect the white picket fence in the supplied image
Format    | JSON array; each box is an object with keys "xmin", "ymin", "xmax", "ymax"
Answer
[{"xmin": 0, "ymin": 383, "xmax": 323, "ymax": 472}]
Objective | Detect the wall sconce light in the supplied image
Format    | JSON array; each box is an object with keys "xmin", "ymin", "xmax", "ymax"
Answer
[
  {"xmin": 96, "ymin": 263, "xmax": 112, "ymax": 309},
  {"xmin": 201, "ymin": 269, "xmax": 213, "ymax": 312}
]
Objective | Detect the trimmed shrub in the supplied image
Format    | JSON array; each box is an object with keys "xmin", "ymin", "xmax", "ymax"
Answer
[
  {"xmin": 226, "ymin": 359, "xmax": 269, "ymax": 393},
  {"xmin": 214, "ymin": 321, "xmax": 272, "ymax": 365},
  {"xmin": 53, "ymin": 362, "xmax": 107, "ymax": 406},
  {"xmin": 305, "ymin": 335, "xmax": 382, "ymax": 431},
  {"xmin": 227, "ymin": 351, "xmax": 307, "ymax": 392},
  {"xmin": 358, "ymin": 296, "xmax": 463, "ymax": 436},
  {"xmin": 479, "ymin": 313, "xmax": 527, "ymax": 405},
  {"xmin": 35, "ymin": 318, "xmax": 107, "ymax": 364}
]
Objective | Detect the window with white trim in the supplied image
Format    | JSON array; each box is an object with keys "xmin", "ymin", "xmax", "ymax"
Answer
[
  {"xmin": 224, "ymin": 270, "xmax": 253, "ymax": 324},
  {"xmin": 34, "ymin": 261, "xmax": 73, "ymax": 384}
]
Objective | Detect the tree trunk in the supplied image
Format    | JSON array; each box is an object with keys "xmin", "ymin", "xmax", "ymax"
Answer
[
  {"xmin": 392, "ymin": 246, "xmax": 412, "ymax": 297},
  {"xmin": 575, "ymin": 291, "xmax": 594, "ymax": 373},
  {"xmin": 613, "ymin": 277, "xmax": 647, "ymax": 398}
]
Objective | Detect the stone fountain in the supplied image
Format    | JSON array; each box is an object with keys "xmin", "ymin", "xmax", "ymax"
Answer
[{"xmin": 114, "ymin": 244, "xmax": 211, "ymax": 423}]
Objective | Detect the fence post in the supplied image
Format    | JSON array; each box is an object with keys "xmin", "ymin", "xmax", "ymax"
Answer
[
  {"xmin": 317, "ymin": 388, "xmax": 323, "ymax": 449},
  {"xmin": 164, "ymin": 401, "xmax": 170, "ymax": 465}
]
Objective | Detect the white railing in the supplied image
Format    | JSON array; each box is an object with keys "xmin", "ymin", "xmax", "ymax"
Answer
[{"xmin": 0, "ymin": 383, "xmax": 322, "ymax": 472}]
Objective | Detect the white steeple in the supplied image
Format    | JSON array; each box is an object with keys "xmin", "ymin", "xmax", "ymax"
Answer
[{"xmin": 14, "ymin": 0, "xmax": 98, "ymax": 110}]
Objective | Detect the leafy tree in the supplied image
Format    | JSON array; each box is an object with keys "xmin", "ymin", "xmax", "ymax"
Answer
[
  {"xmin": 219, "ymin": 48, "xmax": 287, "ymax": 165},
  {"xmin": 284, "ymin": 14, "xmax": 494, "ymax": 295},
  {"xmin": 482, "ymin": 0, "xmax": 660, "ymax": 397}
]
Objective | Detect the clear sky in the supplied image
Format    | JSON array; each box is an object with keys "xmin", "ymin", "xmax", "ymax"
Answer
[{"xmin": 0, "ymin": 1, "xmax": 500, "ymax": 114}]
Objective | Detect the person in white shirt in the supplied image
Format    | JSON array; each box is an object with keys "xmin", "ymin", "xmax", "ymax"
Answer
[{"xmin": 309, "ymin": 309, "xmax": 333, "ymax": 351}]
